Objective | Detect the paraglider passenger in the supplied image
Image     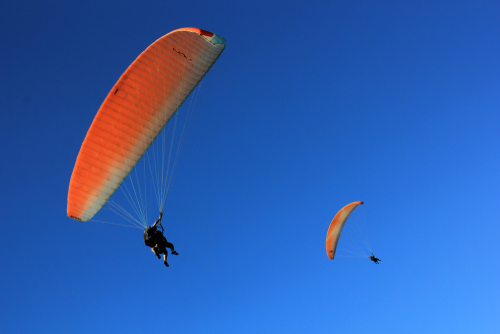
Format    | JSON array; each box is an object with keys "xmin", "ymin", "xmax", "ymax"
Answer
[{"xmin": 144, "ymin": 212, "xmax": 179, "ymax": 267}]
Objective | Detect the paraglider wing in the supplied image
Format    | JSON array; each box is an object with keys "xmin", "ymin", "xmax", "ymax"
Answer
[
  {"xmin": 67, "ymin": 28, "xmax": 226, "ymax": 222},
  {"xmin": 326, "ymin": 201, "xmax": 363, "ymax": 259}
]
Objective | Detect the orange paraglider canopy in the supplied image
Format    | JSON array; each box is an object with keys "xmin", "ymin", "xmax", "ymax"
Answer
[
  {"xmin": 67, "ymin": 28, "xmax": 226, "ymax": 222},
  {"xmin": 326, "ymin": 201, "xmax": 363, "ymax": 259}
]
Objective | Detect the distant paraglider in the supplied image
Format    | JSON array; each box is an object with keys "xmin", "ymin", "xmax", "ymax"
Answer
[{"xmin": 326, "ymin": 201, "xmax": 379, "ymax": 264}]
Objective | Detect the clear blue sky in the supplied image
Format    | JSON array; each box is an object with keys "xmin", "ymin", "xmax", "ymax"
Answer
[{"xmin": 1, "ymin": 1, "xmax": 499, "ymax": 333}]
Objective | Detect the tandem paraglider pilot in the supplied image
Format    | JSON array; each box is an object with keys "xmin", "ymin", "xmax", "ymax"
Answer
[
  {"xmin": 144, "ymin": 212, "xmax": 178, "ymax": 267},
  {"xmin": 369, "ymin": 253, "xmax": 381, "ymax": 264}
]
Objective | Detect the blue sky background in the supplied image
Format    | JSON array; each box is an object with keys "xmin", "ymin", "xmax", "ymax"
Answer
[{"xmin": 1, "ymin": 1, "xmax": 499, "ymax": 333}]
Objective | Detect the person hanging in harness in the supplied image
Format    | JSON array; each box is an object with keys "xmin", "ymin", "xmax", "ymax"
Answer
[
  {"xmin": 369, "ymin": 253, "xmax": 381, "ymax": 264},
  {"xmin": 144, "ymin": 212, "xmax": 179, "ymax": 267}
]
